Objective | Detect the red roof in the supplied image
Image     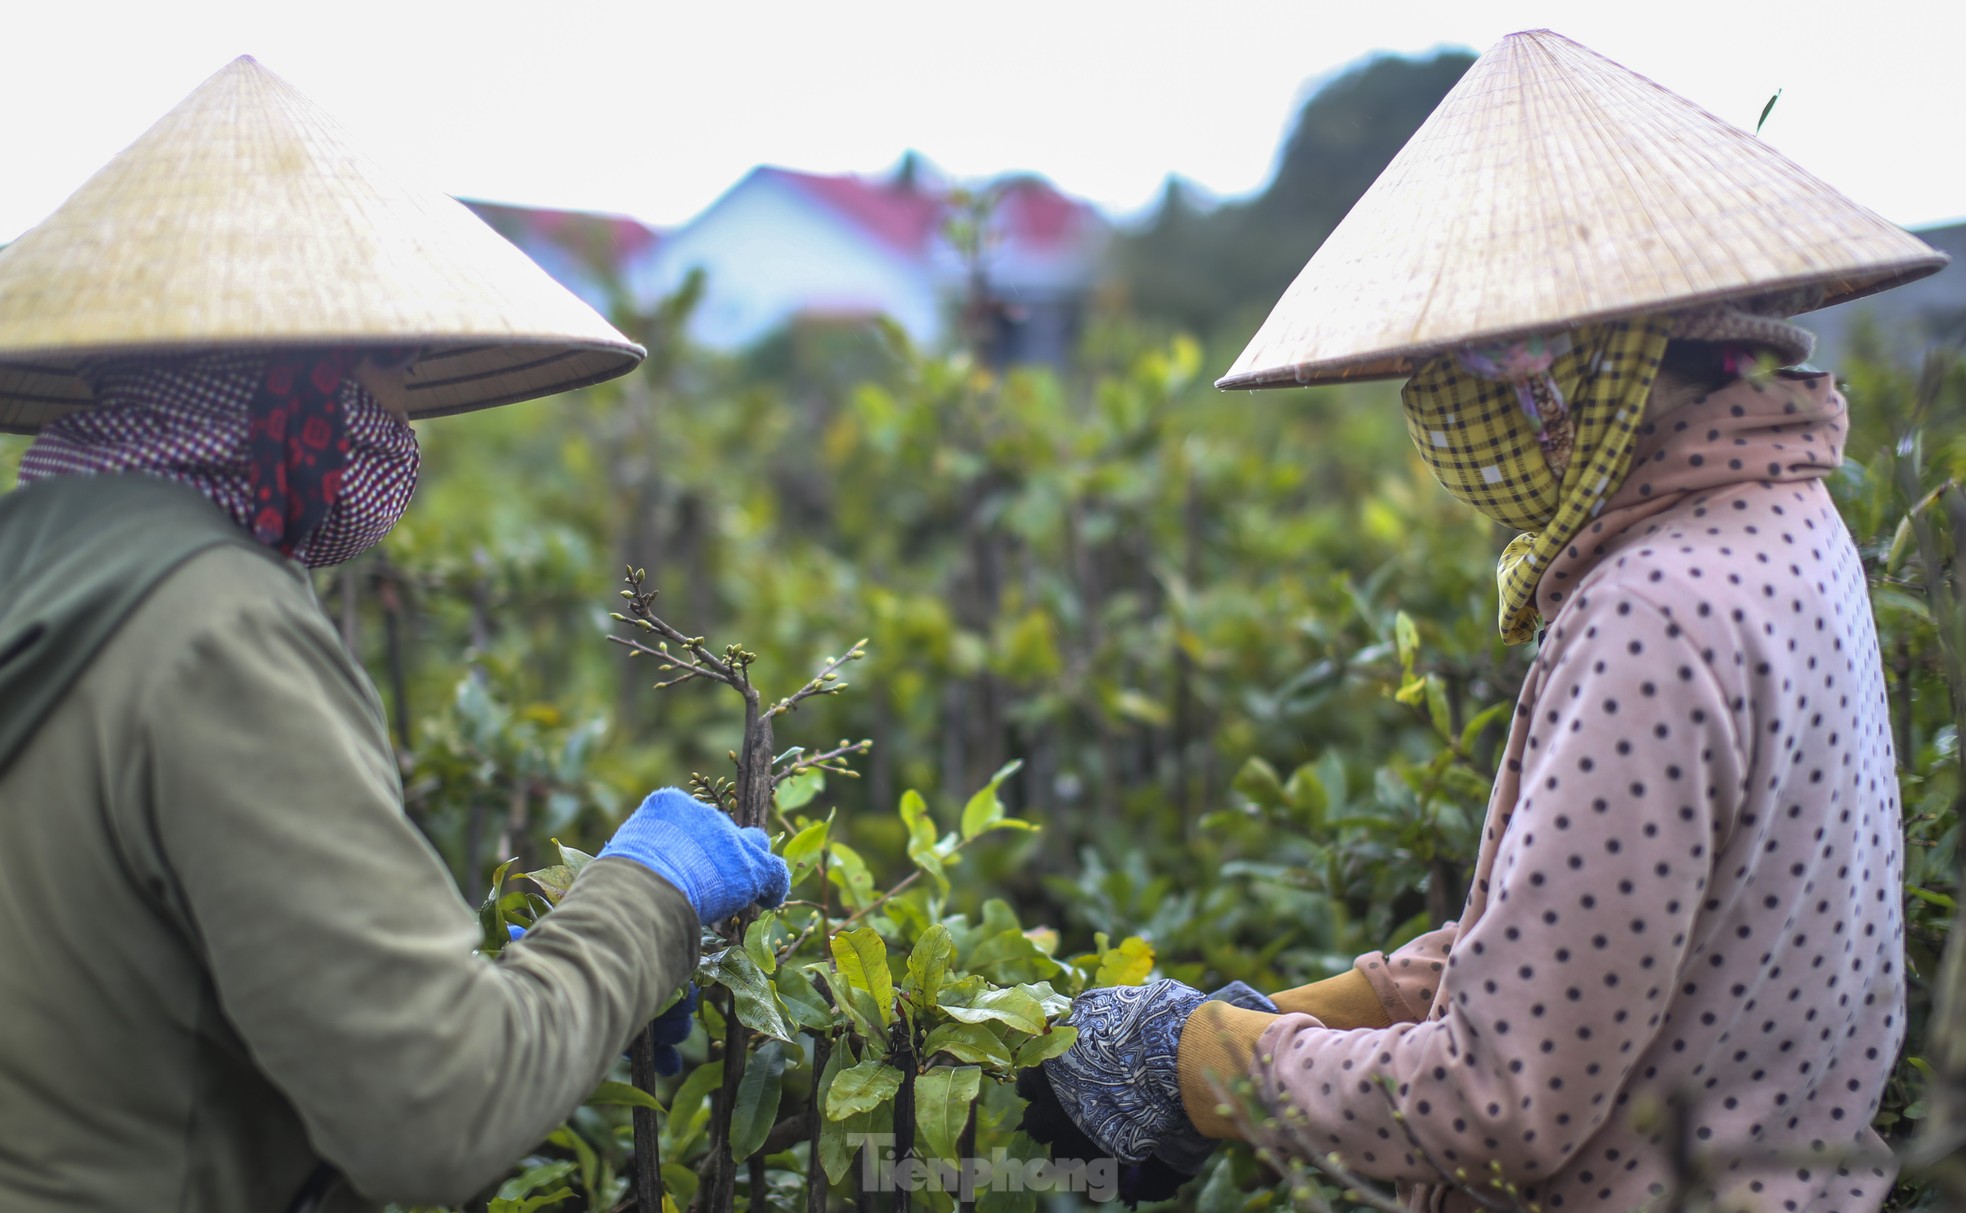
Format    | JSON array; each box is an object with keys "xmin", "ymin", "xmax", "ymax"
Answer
[
  {"xmin": 762, "ymin": 167, "xmax": 943, "ymax": 253},
  {"xmin": 990, "ymin": 177, "xmax": 1095, "ymax": 251},
  {"xmin": 759, "ymin": 167, "xmax": 1100, "ymax": 257}
]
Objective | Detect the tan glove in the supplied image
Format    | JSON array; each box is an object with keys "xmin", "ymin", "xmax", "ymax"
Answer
[{"xmin": 1176, "ymin": 968, "xmax": 1393, "ymax": 1139}]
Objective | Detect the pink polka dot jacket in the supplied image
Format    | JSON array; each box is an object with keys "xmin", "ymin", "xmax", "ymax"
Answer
[{"xmin": 1226, "ymin": 372, "xmax": 1905, "ymax": 1212}]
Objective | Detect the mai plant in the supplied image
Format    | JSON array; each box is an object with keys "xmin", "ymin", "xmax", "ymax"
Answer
[{"xmin": 466, "ymin": 569, "xmax": 1157, "ymax": 1213}]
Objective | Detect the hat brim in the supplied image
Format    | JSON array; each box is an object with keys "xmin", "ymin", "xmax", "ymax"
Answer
[
  {"xmin": 1215, "ymin": 29, "xmax": 1952, "ymax": 392},
  {"xmin": 1216, "ymin": 256, "xmax": 1947, "ymax": 390},
  {"xmin": 0, "ymin": 56, "xmax": 649, "ymax": 432},
  {"xmin": 0, "ymin": 338, "xmax": 646, "ymax": 434}
]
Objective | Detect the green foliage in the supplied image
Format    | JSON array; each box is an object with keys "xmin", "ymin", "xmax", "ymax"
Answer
[
  {"xmin": 11, "ymin": 76, "xmax": 1949, "ymax": 1204},
  {"xmin": 352, "ymin": 320, "xmax": 1963, "ymax": 1212}
]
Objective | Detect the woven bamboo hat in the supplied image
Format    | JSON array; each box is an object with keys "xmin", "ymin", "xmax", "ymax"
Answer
[
  {"xmin": 0, "ymin": 56, "xmax": 645, "ymax": 433},
  {"xmin": 1218, "ymin": 29, "xmax": 1949, "ymax": 390}
]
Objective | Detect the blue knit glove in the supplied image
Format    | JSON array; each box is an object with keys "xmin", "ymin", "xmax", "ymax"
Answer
[
  {"xmin": 599, "ymin": 788, "xmax": 789, "ymax": 924},
  {"xmin": 1041, "ymin": 979, "xmax": 1277, "ymax": 1172}
]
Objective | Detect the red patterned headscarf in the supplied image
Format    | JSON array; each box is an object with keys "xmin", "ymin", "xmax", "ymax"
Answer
[{"xmin": 17, "ymin": 350, "xmax": 419, "ymax": 567}]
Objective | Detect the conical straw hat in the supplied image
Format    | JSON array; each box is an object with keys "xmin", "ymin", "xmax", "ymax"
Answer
[
  {"xmin": 0, "ymin": 56, "xmax": 645, "ymax": 433},
  {"xmin": 1217, "ymin": 29, "xmax": 1949, "ymax": 390}
]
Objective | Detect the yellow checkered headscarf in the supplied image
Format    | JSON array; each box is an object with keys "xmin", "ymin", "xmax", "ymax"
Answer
[{"xmin": 1400, "ymin": 317, "xmax": 1673, "ymax": 644}]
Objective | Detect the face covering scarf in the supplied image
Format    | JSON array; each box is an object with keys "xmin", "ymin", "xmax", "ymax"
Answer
[
  {"xmin": 1399, "ymin": 316, "xmax": 1674, "ymax": 645},
  {"xmin": 16, "ymin": 351, "xmax": 419, "ymax": 568}
]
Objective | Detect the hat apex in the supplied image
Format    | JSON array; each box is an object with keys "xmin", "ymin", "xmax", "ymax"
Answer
[
  {"xmin": 1218, "ymin": 28, "xmax": 1948, "ymax": 390},
  {"xmin": 0, "ymin": 55, "xmax": 645, "ymax": 432}
]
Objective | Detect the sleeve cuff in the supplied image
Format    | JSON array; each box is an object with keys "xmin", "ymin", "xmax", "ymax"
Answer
[
  {"xmin": 1266, "ymin": 968, "xmax": 1393, "ymax": 1029},
  {"xmin": 1177, "ymin": 1000, "xmax": 1285, "ymax": 1140},
  {"xmin": 1353, "ymin": 951, "xmax": 1435, "ymax": 1024}
]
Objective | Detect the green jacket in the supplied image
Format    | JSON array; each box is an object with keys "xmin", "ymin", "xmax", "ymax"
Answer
[{"xmin": 0, "ymin": 475, "xmax": 699, "ymax": 1212}]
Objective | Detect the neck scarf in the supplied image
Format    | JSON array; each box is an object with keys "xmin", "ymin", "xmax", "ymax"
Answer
[
  {"xmin": 1534, "ymin": 370, "xmax": 1847, "ymax": 621},
  {"xmin": 1400, "ymin": 317, "xmax": 1674, "ymax": 644},
  {"xmin": 16, "ymin": 351, "xmax": 419, "ymax": 568}
]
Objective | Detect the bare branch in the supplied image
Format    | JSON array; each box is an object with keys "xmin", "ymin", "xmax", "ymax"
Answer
[
  {"xmin": 772, "ymin": 739, "xmax": 874, "ymax": 787},
  {"xmin": 770, "ymin": 640, "xmax": 870, "ymax": 717}
]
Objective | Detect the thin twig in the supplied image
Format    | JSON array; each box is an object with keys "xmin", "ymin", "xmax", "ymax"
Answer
[
  {"xmin": 773, "ymin": 740, "xmax": 875, "ymax": 787},
  {"xmin": 834, "ymin": 871, "xmax": 922, "ymax": 930},
  {"xmin": 774, "ymin": 911, "xmax": 829, "ymax": 967},
  {"xmin": 605, "ymin": 634, "xmax": 733, "ymax": 687},
  {"xmin": 771, "ymin": 640, "xmax": 869, "ymax": 717}
]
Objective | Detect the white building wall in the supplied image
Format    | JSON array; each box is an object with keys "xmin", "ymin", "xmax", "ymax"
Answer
[{"xmin": 634, "ymin": 177, "xmax": 945, "ymax": 350}]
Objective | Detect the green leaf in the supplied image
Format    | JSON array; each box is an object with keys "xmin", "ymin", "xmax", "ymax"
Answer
[
  {"xmin": 662, "ymin": 1164, "xmax": 698, "ymax": 1210},
  {"xmin": 744, "ymin": 912, "xmax": 779, "ymax": 976},
  {"xmin": 904, "ymin": 923, "xmax": 955, "ymax": 1009},
  {"xmin": 703, "ymin": 947, "xmax": 794, "ymax": 1042},
  {"xmin": 827, "ymin": 841, "xmax": 876, "ymax": 910},
  {"xmin": 494, "ymin": 1158, "xmax": 577, "ymax": 1207},
  {"xmin": 813, "ymin": 964, "xmax": 886, "ymax": 1043},
  {"xmin": 899, "ymin": 788, "xmax": 935, "ymax": 846},
  {"xmin": 960, "ymin": 759, "xmax": 1023, "ymax": 840},
  {"xmin": 1094, "ymin": 936, "xmax": 1155, "ymax": 987},
  {"xmin": 1425, "ymin": 672, "xmax": 1453, "ymax": 739},
  {"xmin": 1875, "ymin": 585, "xmax": 1933, "ymax": 622},
  {"xmin": 938, "ymin": 985, "xmax": 1046, "ymax": 1035},
  {"xmin": 1230, "ymin": 756, "xmax": 1285, "ymax": 810},
  {"xmin": 660, "ymin": 1060, "xmax": 723, "ymax": 1157},
  {"xmin": 1394, "ymin": 609, "xmax": 1419, "ymax": 676},
  {"xmin": 587, "ymin": 1080, "xmax": 664, "ymax": 1113},
  {"xmin": 826, "ymin": 1058, "xmax": 905, "ymax": 1120},
  {"xmin": 728, "ymin": 1039, "xmax": 787, "ymax": 1161},
  {"xmin": 478, "ymin": 857, "xmax": 518, "ymax": 954},
  {"xmin": 1459, "ymin": 701, "xmax": 1511, "ymax": 754},
  {"xmin": 1109, "ymin": 687, "xmax": 1171, "ymax": 728},
  {"xmin": 900, "ymin": 789, "xmax": 950, "ymax": 895},
  {"xmin": 830, "ymin": 926, "xmax": 895, "ymax": 1024},
  {"xmin": 816, "ymin": 1042, "xmax": 855, "ymax": 1182},
  {"xmin": 775, "ymin": 963, "xmax": 836, "ymax": 1030},
  {"xmin": 965, "ymin": 927, "xmax": 1064, "ymax": 984},
  {"xmin": 915, "ymin": 1065, "xmax": 982, "ymax": 1160},
  {"xmin": 1907, "ymin": 884, "xmax": 1959, "ymax": 911},
  {"xmin": 783, "ymin": 815, "xmax": 831, "ymax": 883},
  {"xmin": 777, "ymin": 768, "xmax": 825, "ymax": 811},
  {"xmin": 489, "ymin": 1186, "xmax": 574, "ymax": 1213},
  {"xmin": 1316, "ymin": 750, "xmax": 1348, "ymax": 815},
  {"xmin": 1196, "ymin": 1154, "xmax": 1242, "ymax": 1213},
  {"xmin": 1013, "ymin": 1025, "xmax": 1077, "ymax": 1067},
  {"xmin": 483, "ymin": 857, "xmax": 516, "ymax": 905},
  {"xmin": 1282, "ymin": 763, "xmax": 1328, "ymax": 828},
  {"xmin": 922, "ymin": 1021, "xmax": 1013, "ymax": 1069},
  {"xmin": 1016, "ymin": 981, "xmax": 1074, "ymax": 1018},
  {"xmin": 885, "ymin": 889, "xmax": 935, "ymax": 940},
  {"xmin": 1755, "ymin": 87, "xmax": 1782, "ymax": 136},
  {"xmin": 546, "ymin": 1124, "xmax": 600, "ymax": 1201},
  {"xmin": 522, "ymin": 864, "xmax": 579, "ymax": 904}
]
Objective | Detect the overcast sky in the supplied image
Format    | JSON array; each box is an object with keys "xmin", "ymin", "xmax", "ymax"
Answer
[{"xmin": 3, "ymin": 0, "xmax": 1962, "ymax": 244}]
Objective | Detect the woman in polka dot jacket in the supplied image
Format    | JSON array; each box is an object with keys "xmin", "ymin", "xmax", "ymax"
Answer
[
  {"xmin": 1167, "ymin": 343, "xmax": 1906, "ymax": 1212},
  {"xmin": 1026, "ymin": 30, "xmax": 1945, "ymax": 1211}
]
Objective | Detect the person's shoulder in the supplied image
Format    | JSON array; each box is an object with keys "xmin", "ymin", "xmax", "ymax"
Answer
[
  {"xmin": 1568, "ymin": 482, "xmax": 1807, "ymax": 617},
  {"xmin": 1538, "ymin": 503, "xmax": 1765, "ymax": 709},
  {"xmin": 133, "ymin": 542, "xmax": 338, "ymax": 658}
]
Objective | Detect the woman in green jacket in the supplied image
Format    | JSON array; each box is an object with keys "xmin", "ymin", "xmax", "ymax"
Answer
[{"xmin": 0, "ymin": 58, "xmax": 782, "ymax": 1213}]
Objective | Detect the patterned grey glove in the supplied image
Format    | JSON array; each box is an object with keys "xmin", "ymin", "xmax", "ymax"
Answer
[{"xmin": 1042, "ymin": 978, "xmax": 1277, "ymax": 1172}]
